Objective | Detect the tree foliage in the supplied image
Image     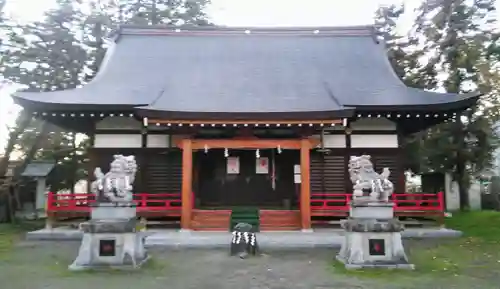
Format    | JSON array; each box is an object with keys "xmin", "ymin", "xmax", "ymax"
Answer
[
  {"xmin": 0, "ymin": 0, "xmax": 211, "ymax": 202},
  {"xmin": 379, "ymin": 0, "xmax": 500, "ymax": 209}
]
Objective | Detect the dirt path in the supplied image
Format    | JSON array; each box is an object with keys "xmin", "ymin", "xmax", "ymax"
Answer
[{"xmin": 1, "ymin": 241, "xmax": 498, "ymax": 289}]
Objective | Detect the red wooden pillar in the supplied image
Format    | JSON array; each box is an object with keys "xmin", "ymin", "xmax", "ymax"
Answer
[
  {"xmin": 181, "ymin": 138, "xmax": 193, "ymax": 230},
  {"xmin": 300, "ymin": 139, "xmax": 312, "ymax": 231}
]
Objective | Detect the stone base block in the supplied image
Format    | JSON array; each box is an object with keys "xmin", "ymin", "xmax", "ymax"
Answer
[
  {"xmin": 80, "ymin": 218, "xmax": 136, "ymax": 233},
  {"xmin": 336, "ymin": 230, "xmax": 414, "ymax": 270},
  {"xmin": 350, "ymin": 201, "xmax": 394, "ymax": 219},
  {"xmin": 336, "ymin": 255, "xmax": 415, "ymax": 270},
  {"xmin": 68, "ymin": 230, "xmax": 148, "ymax": 271},
  {"xmin": 69, "ymin": 254, "xmax": 151, "ymax": 271},
  {"xmin": 91, "ymin": 205, "xmax": 136, "ymax": 220}
]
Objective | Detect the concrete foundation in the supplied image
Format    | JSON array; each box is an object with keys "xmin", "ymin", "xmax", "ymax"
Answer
[
  {"xmin": 337, "ymin": 201, "xmax": 414, "ymax": 270},
  {"xmin": 27, "ymin": 228, "xmax": 462, "ymax": 248}
]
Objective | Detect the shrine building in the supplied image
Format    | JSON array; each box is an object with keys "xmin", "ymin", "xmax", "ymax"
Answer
[{"xmin": 13, "ymin": 25, "xmax": 479, "ymax": 231}]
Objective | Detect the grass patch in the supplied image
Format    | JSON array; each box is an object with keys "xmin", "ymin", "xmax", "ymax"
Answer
[
  {"xmin": 332, "ymin": 211, "xmax": 500, "ymax": 282},
  {"xmin": 445, "ymin": 210, "xmax": 500, "ymax": 241},
  {"xmin": 0, "ymin": 221, "xmax": 43, "ymax": 257}
]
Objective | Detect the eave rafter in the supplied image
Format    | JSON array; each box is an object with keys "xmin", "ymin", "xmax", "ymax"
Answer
[
  {"xmin": 32, "ymin": 110, "xmax": 459, "ymax": 122},
  {"xmin": 355, "ymin": 111, "xmax": 458, "ymax": 121},
  {"xmin": 146, "ymin": 118, "xmax": 346, "ymax": 128},
  {"xmin": 29, "ymin": 110, "xmax": 460, "ymax": 135}
]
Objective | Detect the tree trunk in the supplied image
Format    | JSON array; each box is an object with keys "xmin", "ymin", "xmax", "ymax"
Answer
[
  {"xmin": 7, "ymin": 184, "xmax": 14, "ymax": 222},
  {"xmin": 0, "ymin": 112, "xmax": 33, "ymax": 222},
  {"xmin": 0, "ymin": 111, "xmax": 32, "ymax": 177},
  {"xmin": 151, "ymin": 0, "xmax": 158, "ymax": 25}
]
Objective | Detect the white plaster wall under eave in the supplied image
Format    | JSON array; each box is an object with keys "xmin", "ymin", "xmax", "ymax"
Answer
[
  {"xmin": 94, "ymin": 134, "xmax": 142, "ymax": 148},
  {"xmin": 311, "ymin": 135, "xmax": 346, "ymax": 148},
  {"xmin": 95, "ymin": 116, "xmax": 142, "ymax": 130},
  {"xmin": 350, "ymin": 117, "xmax": 396, "ymax": 131},
  {"xmin": 350, "ymin": 134, "xmax": 399, "ymax": 148},
  {"xmin": 147, "ymin": 135, "xmax": 170, "ymax": 148}
]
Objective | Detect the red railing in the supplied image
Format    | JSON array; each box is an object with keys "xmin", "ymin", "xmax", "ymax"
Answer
[
  {"xmin": 310, "ymin": 193, "xmax": 351, "ymax": 212},
  {"xmin": 46, "ymin": 192, "xmax": 183, "ymax": 214},
  {"xmin": 392, "ymin": 192, "xmax": 444, "ymax": 212},
  {"xmin": 310, "ymin": 192, "xmax": 445, "ymax": 216},
  {"xmin": 47, "ymin": 191, "xmax": 445, "ymax": 218},
  {"xmin": 135, "ymin": 193, "xmax": 182, "ymax": 212}
]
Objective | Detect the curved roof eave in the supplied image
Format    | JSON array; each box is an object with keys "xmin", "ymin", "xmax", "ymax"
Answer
[
  {"xmin": 134, "ymin": 107, "xmax": 355, "ymax": 120},
  {"xmin": 12, "ymin": 92, "xmax": 148, "ymax": 111},
  {"xmin": 10, "ymin": 38, "xmax": 153, "ymax": 110},
  {"xmin": 346, "ymin": 91, "xmax": 481, "ymax": 112}
]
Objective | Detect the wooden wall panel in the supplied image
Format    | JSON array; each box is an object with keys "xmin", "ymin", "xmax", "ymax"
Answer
[
  {"xmin": 372, "ymin": 154, "xmax": 399, "ymax": 186},
  {"xmin": 88, "ymin": 148, "xmax": 182, "ymax": 194},
  {"xmin": 144, "ymin": 149, "xmax": 182, "ymax": 194},
  {"xmin": 310, "ymin": 152, "xmax": 346, "ymax": 193}
]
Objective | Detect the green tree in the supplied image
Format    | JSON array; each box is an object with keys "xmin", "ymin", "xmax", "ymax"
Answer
[
  {"xmin": 0, "ymin": 0, "xmax": 213, "ymax": 222},
  {"xmin": 1, "ymin": 0, "xmax": 213, "ymax": 191},
  {"xmin": 407, "ymin": 0, "xmax": 499, "ymax": 209},
  {"xmin": 0, "ymin": 1, "xmax": 90, "ymax": 194},
  {"xmin": 375, "ymin": 4, "xmax": 438, "ymax": 172}
]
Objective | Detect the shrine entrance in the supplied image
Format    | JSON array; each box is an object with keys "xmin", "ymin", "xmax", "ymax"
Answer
[
  {"xmin": 195, "ymin": 149, "xmax": 299, "ymax": 208},
  {"xmin": 177, "ymin": 138, "xmax": 318, "ymax": 230}
]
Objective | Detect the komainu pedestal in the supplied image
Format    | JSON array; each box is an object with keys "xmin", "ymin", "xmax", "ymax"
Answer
[
  {"xmin": 69, "ymin": 204, "xmax": 149, "ymax": 270},
  {"xmin": 69, "ymin": 155, "xmax": 149, "ymax": 271},
  {"xmin": 336, "ymin": 201, "xmax": 414, "ymax": 270}
]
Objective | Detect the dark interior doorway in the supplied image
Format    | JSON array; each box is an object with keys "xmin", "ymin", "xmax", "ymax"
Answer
[{"xmin": 194, "ymin": 149, "xmax": 299, "ymax": 208}]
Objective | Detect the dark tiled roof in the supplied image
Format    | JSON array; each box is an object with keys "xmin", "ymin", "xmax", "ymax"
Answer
[
  {"xmin": 21, "ymin": 162, "xmax": 55, "ymax": 177},
  {"xmin": 13, "ymin": 25, "xmax": 479, "ymax": 118}
]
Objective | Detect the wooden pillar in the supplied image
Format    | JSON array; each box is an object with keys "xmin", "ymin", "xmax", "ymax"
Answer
[
  {"xmin": 140, "ymin": 122, "xmax": 148, "ymax": 193},
  {"xmin": 344, "ymin": 122, "xmax": 352, "ymax": 194},
  {"xmin": 181, "ymin": 138, "xmax": 193, "ymax": 230},
  {"xmin": 396, "ymin": 131, "xmax": 406, "ymax": 195},
  {"xmin": 300, "ymin": 139, "xmax": 312, "ymax": 231}
]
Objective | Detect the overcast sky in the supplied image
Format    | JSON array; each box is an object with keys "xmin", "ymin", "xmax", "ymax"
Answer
[{"xmin": 0, "ymin": 0, "xmax": 416, "ymax": 154}]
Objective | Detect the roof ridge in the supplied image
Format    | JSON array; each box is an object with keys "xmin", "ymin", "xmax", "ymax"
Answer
[
  {"xmin": 108, "ymin": 24, "xmax": 375, "ymax": 39},
  {"xmin": 119, "ymin": 24, "xmax": 374, "ymax": 31}
]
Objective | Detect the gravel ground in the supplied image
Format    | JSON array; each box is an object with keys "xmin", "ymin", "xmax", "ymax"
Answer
[{"xmin": 1, "ymin": 240, "xmax": 499, "ymax": 289}]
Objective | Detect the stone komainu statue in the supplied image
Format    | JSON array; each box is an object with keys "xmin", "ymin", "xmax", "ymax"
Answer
[
  {"xmin": 348, "ymin": 155, "xmax": 394, "ymax": 202},
  {"xmin": 90, "ymin": 155, "xmax": 138, "ymax": 203}
]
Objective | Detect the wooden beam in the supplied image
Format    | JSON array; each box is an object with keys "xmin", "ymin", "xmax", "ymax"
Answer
[
  {"xmin": 300, "ymin": 139, "xmax": 312, "ymax": 231},
  {"xmin": 149, "ymin": 119, "xmax": 343, "ymax": 125},
  {"xmin": 181, "ymin": 138, "xmax": 193, "ymax": 230},
  {"xmin": 176, "ymin": 138, "xmax": 320, "ymax": 150}
]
